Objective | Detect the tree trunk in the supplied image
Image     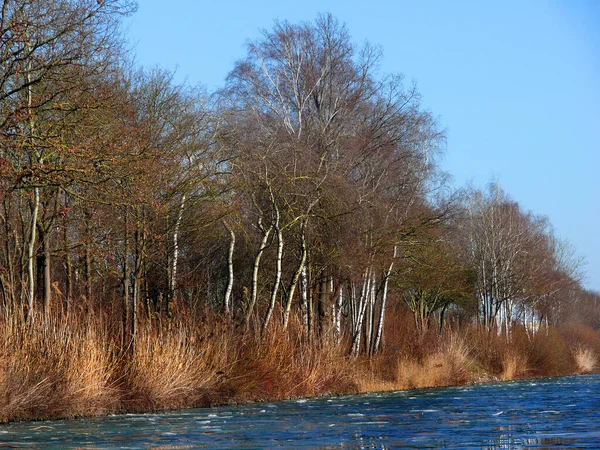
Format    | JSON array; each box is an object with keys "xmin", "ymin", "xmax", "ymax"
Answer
[
  {"xmin": 283, "ymin": 222, "xmax": 307, "ymax": 330},
  {"xmin": 317, "ymin": 276, "xmax": 328, "ymax": 339},
  {"xmin": 122, "ymin": 209, "xmax": 130, "ymax": 347},
  {"xmin": 17, "ymin": 194, "xmax": 28, "ymax": 307},
  {"xmin": 135, "ymin": 207, "xmax": 149, "ymax": 337},
  {"xmin": 26, "ymin": 47, "xmax": 39, "ymax": 321},
  {"xmin": 439, "ymin": 303, "xmax": 448, "ymax": 335},
  {"xmin": 63, "ymin": 218, "xmax": 72, "ymax": 315},
  {"xmin": 0, "ymin": 275, "xmax": 8, "ymax": 309},
  {"xmin": 3, "ymin": 198, "xmax": 16, "ymax": 308},
  {"xmin": 373, "ymin": 248, "xmax": 395, "ymax": 354},
  {"xmin": 365, "ymin": 275, "xmax": 375, "ymax": 356},
  {"xmin": 351, "ymin": 268, "xmax": 371, "ymax": 357},
  {"xmin": 373, "ymin": 266, "xmax": 392, "ymax": 354},
  {"xmin": 223, "ymin": 222, "xmax": 235, "ymax": 316},
  {"xmin": 244, "ymin": 219, "xmax": 272, "ymax": 328},
  {"xmin": 132, "ymin": 274, "xmax": 140, "ymax": 339},
  {"xmin": 262, "ymin": 220, "xmax": 283, "ymax": 335},
  {"xmin": 132, "ymin": 223, "xmax": 144, "ymax": 340},
  {"xmin": 84, "ymin": 212, "xmax": 93, "ymax": 305},
  {"xmin": 300, "ymin": 265, "xmax": 309, "ymax": 335},
  {"xmin": 170, "ymin": 193, "xmax": 186, "ymax": 302},
  {"xmin": 27, "ymin": 186, "xmax": 39, "ymax": 319},
  {"xmin": 307, "ymin": 276, "xmax": 314, "ymax": 340},
  {"xmin": 333, "ymin": 282, "xmax": 344, "ymax": 346},
  {"xmin": 42, "ymin": 228, "xmax": 51, "ymax": 316}
]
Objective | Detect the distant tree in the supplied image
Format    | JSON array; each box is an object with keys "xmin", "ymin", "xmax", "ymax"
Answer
[
  {"xmin": 463, "ymin": 182, "xmax": 582, "ymax": 333},
  {"xmin": 398, "ymin": 224, "xmax": 473, "ymax": 336}
]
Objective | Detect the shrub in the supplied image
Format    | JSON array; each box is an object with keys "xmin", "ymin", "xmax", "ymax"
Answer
[{"xmin": 574, "ymin": 347, "xmax": 597, "ymax": 373}]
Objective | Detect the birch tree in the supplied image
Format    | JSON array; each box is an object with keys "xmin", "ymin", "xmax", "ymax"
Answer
[
  {"xmin": 463, "ymin": 183, "xmax": 581, "ymax": 333},
  {"xmin": 222, "ymin": 14, "xmax": 444, "ymax": 347}
]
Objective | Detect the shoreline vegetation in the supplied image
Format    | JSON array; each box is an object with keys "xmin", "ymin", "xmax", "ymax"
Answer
[
  {"xmin": 1, "ymin": 2, "xmax": 599, "ymax": 425},
  {"xmin": 1, "ymin": 307, "xmax": 598, "ymax": 423}
]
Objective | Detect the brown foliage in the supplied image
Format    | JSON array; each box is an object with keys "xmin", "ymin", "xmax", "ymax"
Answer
[{"xmin": 0, "ymin": 307, "xmax": 598, "ymax": 423}]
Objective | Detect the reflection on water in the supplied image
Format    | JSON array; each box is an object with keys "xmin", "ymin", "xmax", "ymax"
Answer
[{"xmin": 1, "ymin": 374, "xmax": 599, "ymax": 448}]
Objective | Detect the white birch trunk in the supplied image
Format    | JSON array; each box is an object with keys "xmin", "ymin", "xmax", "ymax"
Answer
[
  {"xmin": 26, "ymin": 49, "xmax": 38, "ymax": 319},
  {"xmin": 334, "ymin": 284, "xmax": 343, "ymax": 346},
  {"xmin": 365, "ymin": 277, "xmax": 374, "ymax": 356},
  {"xmin": 375, "ymin": 245, "xmax": 397, "ymax": 353},
  {"xmin": 170, "ymin": 194, "xmax": 186, "ymax": 299},
  {"xmin": 262, "ymin": 220, "xmax": 283, "ymax": 335},
  {"xmin": 283, "ymin": 223, "xmax": 307, "ymax": 329},
  {"xmin": 223, "ymin": 222, "xmax": 235, "ymax": 316},
  {"xmin": 349, "ymin": 281, "xmax": 357, "ymax": 333},
  {"xmin": 27, "ymin": 187, "xmax": 39, "ymax": 317},
  {"xmin": 245, "ymin": 219, "xmax": 272, "ymax": 327},
  {"xmin": 373, "ymin": 259, "xmax": 394, "ymax": 354},
  {"xmin": 351, "ymin": 267, "xmax": 371, "ymax": 357},
  {"xmin": 300, "ymin": 265, "xmax": 309, "ymax": 334}
]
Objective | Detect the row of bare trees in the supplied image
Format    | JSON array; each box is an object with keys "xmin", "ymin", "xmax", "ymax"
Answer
[
  {"xmin": 0, "ymin": 6, "xmax": 596, "ymax": 355},
  {"xmin": 463, "ymin": 183, "xmax": 583, "ymax": 333}
]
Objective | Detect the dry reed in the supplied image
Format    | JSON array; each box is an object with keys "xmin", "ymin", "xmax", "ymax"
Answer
[
  {"xmin": 574, "ymin": 347, "xmax": 597, "ymax": 373},
  {"xmin": 0, "ymin": 306, "xmax": 598, "ymax": 423}
]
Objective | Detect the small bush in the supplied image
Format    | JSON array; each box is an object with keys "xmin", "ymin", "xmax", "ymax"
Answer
[
  {"xmin": 0, "ymin": 312, "xmax": 118, "ymax": 422},
  {"xmin": 122, "ymin": 318, "xmax": 231, "ymax": 411},
  {"xmin": 528, "ymin": 327, "xmax": 574, "ymax": 376},
  {"xmin": 574, "ymin": 347, "xmax": 597, "ymax": 373},
  {"xmin": 227, "ymin": 319, "xmax": 357, "ymax": 401},
  {"xmin": 394, "ymin": 334, "xmax": 471, "ymax": 389},
  {"xmin": 501, "ymin": 353, "xmax": 528, "ymax": 381}
]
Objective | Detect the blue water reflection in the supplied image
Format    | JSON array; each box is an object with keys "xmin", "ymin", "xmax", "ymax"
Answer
[{"xmin": 1, "ymin": 374, "xmax": 599, "ymax": 448}]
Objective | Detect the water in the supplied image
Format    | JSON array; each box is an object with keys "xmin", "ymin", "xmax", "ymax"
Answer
[{"xmin": 1, "ymin": 374, "xmax": 599, "ymax": 449}]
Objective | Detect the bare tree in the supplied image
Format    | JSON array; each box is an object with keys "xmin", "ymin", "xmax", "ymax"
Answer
[
  {"xmin": 0, "ymin": 0, "xmax": 134, "ymax": 318},
  {"xmin": 222, "ymin": 14, "xmax": 444, "ymax": 350}
]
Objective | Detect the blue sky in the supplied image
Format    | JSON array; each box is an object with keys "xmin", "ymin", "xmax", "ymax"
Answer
[{"xmin": 126, "ymin": 0, "xmax": 600, "ymax": 291}]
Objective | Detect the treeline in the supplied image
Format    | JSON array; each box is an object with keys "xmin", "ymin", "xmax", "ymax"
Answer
[{"xmin": 1, "ymin": 2, "xmax": 599, "ymax": 360}]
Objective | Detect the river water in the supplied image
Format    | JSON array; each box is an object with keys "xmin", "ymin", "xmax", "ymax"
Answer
[{"xmin": 1, "ymin": 374, "xmax": 599, "ymax": 449}]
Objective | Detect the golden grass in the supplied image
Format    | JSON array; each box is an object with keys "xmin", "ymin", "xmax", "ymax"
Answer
[
  {"xmin": 529, "ymin": 327, "xmax": 574, "ymax": 376},
  {"xmin": 229, "ymin": 319, "xmax": 357, "ymax": 401},
  {"xmin": 0, "ymin": 312, "xmax": 118, "ymax": 422},
  {"xmin": 574, "ymin": 347, "xmax": 597, "ymax": 373},
  {"xmin": 501, "ymin": 353, "xmax": 528, "ymax": 381},
  {"xmin": 122, "ymin": 319, "xmax": 233, "ymax": 411},
  {"xmin": 0, "ymin": 307, "xmax": 598, "ymax": 423},
  {"xmin": 393, "ymin": 334, "xmax": 471, "ymax": 389},
  {"xmin": 561, "ymin": 323, "xmax": 600, "ymax": 371}
]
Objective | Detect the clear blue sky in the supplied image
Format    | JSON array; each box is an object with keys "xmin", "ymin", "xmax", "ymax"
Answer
[{"xmin": 126, "ymin": 0, "xmax": 600, "ymax": 292}]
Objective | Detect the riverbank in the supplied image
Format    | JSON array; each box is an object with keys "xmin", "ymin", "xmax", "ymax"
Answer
[{"xmin": 1, "ymin": 309, "xmax": 599, "ymax": 423}]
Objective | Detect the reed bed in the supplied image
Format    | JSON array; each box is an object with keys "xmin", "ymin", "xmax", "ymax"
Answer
[{"xmin": 0, "ymin": 307, "xmax": 598, "ymax": 423}]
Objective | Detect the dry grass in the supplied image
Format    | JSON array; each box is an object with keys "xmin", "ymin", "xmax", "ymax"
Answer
[
  {"xmin": 394, "ymin": 334, "xmax": 471, "ymax": 389},
  {"xmin": 463, "ymin": 324, "xmax": 577, "ymax": 380},
  {"xmin": 561, "ymin": 323, "xmax": 600, "ymax": 365},
  {"xmin": 501, "ymin": 353, "xmax": 528, "ymax": 381},
  {"xmin": 0, "ymin": 306, "xmax": 598, "ymax": 423},
  {"xmin": 228, "ymin": 319, "xmax": 357, "ymax": 401},
  {"xmin": 0, "ymin": 311, "xmax": 118, "ymax": 422},
  {"xmin": 574, "ymin": 347, "xmax": 597, "ymax": 373},
  {"xmin": 122, "ymin": 318, "xmax": 233, "ymax": 411},
  {"xmin": 561, "ymin": 323, "xmax": 600, "ymax": 375},
  {"xmin": 354, "ymin": 375, "xmax": 395, "ymax": 393},
  {"xmin": 528, "ymin": 327, "xmax": 574, "ymax": 376},
  {"xmin": 462, "ymin": 326, "xmax": 506, "ymax": 375}
]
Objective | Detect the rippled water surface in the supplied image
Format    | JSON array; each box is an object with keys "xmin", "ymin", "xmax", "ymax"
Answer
[{"xmin": 1, "ymin": 374, "xmax": 599, "ymax": 448}]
